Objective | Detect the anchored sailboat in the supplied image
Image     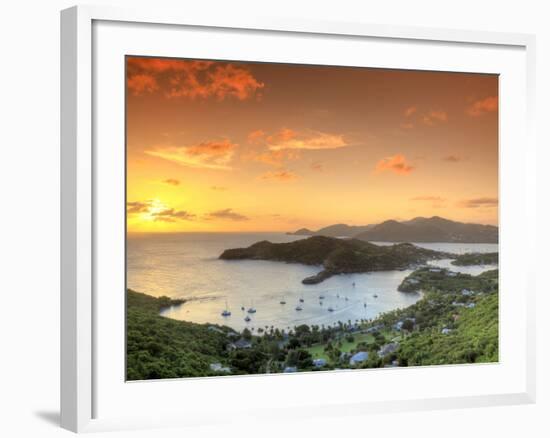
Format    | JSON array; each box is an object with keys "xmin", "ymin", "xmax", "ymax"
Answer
[{"xmin": 221, "ymin": 299, "xmax": 231, "ymax": 317}]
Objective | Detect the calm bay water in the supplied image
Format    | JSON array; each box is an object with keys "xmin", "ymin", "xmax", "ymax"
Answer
[{"xmin": 127, "ymin": 233, "xmax": 497, "ymax": 331}]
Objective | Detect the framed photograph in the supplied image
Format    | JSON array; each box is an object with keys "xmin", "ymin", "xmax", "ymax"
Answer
[{"xmin": 61, "ymin": 5, "xmax": 536, "ymax": 433}]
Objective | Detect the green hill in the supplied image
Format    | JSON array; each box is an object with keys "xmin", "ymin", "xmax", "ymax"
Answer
[
  {"xmin": 126, "ymin": 290, "xmax": 233, "ymax": 380},
  {"xmin": 397, "ymin": 292, "xmax": 498, "ymax": 366}
]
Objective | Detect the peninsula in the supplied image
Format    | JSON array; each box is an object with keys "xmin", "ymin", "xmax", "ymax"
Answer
[{"xmin": 219, "ymin": 236, "xmax": 454, "ymax": 284}]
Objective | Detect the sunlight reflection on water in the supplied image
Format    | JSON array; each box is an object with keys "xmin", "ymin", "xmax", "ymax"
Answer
[{"xmin": 127, "ymin": 233, "xmax": 497, "ymax": 331}]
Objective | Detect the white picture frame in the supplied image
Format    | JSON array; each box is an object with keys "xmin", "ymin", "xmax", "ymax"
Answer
[{"xmin": 60, "ymin": 4, "xmax": 537, "ymax": 433}]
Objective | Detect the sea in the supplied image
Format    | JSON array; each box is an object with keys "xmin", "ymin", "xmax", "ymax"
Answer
[{"xmin": 127, "ymin": 232, "xmax": 498, "ymax": 332}]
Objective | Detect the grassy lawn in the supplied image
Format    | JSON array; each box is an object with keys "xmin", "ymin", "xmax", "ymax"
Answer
[
  {"xmin": 307, "ymin": 332, "xmax": 375, "ymax": 360},
  {"xmin": 306, "ymin": 329, "xmax": 403, "ymax": 363},
  {"xmin": 338, "ymin": 333, "xmax": 374, "ymax": 352},
  {"xmin": 308, "ymin": 344, "xmax": 330, "ymax": 361}
]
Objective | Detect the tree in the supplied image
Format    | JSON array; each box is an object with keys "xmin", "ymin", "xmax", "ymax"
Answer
[
  {"xmin": 288, "ymin": 338, "xmax": 301, "ymax": 349},
  {"xmin": 229, "ymin": 349, "xmax": 267, "ymax": 374},
  {"xmin": 401, "ymin": 319, "xmax": 415, "ymax": 332}
]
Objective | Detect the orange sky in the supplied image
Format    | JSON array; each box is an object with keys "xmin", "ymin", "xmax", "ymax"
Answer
[{"xmin": 126, "ymin": 56, "xmax": 498, "ymax": 232}]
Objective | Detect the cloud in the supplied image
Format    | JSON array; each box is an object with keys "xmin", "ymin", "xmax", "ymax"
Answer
[
  {"xmin": 404, "ymin": 106, "xmax": 417, "ymax": 117},
  {"xmin": 375, "ymin": 154, "xmax": 414, "ymax": 175},
  {"xmin": 128, "ymin": 57, "xmax": 215, "ymax": 73},
  {"xmin": 127, "ymin": 74, "xmax": 158, "ymax": 96},
  {"xmin": 242, "ymin": 129, "xmax": 347, "ymax": 171},
  {"xmin": 247, "ymin": 129, "xmax": 266, "ymax": 144},
  {"xmin": 127, "ymin": 200, "xmax": 195, "ymax": 222},
  {"xmin": 467, "ymin": 96, "xmax": 498, "ymax": 117},
  {"xmin": 207, "ymin": 208, "xmax": 249, "ymax": 221},
  {"xmin": 266, "ymin": 129, "xmax": 348, "ymax": 151},
  {"xmin": 152, "ymin": 208, "xmax": 196, "ymax": 222},
  {"xmin": 400, "ymin": 122, "xmax": 414, "ymax": 129},
  {"xmin": 127, "ymin": 201, "xmax": 151, "ymax": 214},
  {"xmin": 145, "ymin": 139, "xmax": 237, "ymax": 170},
  {"xmin": 458, "ymin": 197, "xmax": 499, "ymax": 208},
  {"xmin": 442, "ymin": 155, "xmax": 461, "ymax": 162},
  {"xmin": 260, "ymin": 169, "xmax": 298, "ymax": 181},
  {"xmin": 243, "ymin": 148, "xmax": 301, "ymax": 167},
  {"xmin": 163, "ymin": 178, "xmax": 180, "ymax": 186},
  {"xmin": 422, "ymin": 110, "xmax": 448, "ymax": 126},
  {"xmin": 127, "ymin": 57, "xmax": 264, "ymax": 101},
  {"xmin": 210, "ymin": 186, "xmax": 228, "ymax": 191},
  {"xmin": 267, "ymin": 128, "xmax": 297, "ymax": 143}
]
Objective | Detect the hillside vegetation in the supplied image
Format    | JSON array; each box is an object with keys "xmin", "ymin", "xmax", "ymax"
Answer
[
  {"xmin": 398, "ymin": 293, "xmax": 498, "ymax": 365},
  {"xmin": 126, "ymin": 290, "xmax": 231, "ymax": 380},
  {"xmin": 451, "ymin": 252, "xmax": 498, "ymax": 266}
]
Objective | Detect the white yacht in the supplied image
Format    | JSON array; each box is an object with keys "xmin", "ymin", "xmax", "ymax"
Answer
[{"xmin": 247, "ymin": 300, "xmax": 257, "ymax": 313}]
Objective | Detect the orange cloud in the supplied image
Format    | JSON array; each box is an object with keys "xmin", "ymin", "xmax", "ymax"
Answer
[
  {"xmin": 404, "ymin": 106, "xmax": 417, "ymax": 117},
  {"xmin": 423, "ymin": 110, "xmax": 448, "ymax": 125},
  {"xmin": 266, "ymin": 129, "xmax": 348, "ymax": 151},
  {"xmin": 247, "ymin": 129, "xmax": 266, "ymax": 144},
  {"xmin": 127, "ymin": 57, "xmax": 264, "ymax": 101},
  {"xmin": 458, "ymin": 197, "xmax": 498, "ymax": 208},
  {"xmin": 260, "ymin": 169, "xmax": 298, "ymax": 181},
  {"xmin": 145, "ymin": 139, "xmax": 237, "ymax": 170},
  {"xmin": 207, "ymin": 208, "xmax": 249, "ymax": 221},
  {"xmin": 127, "ymin": 57, "xmax": 214, "ymax": 73},
  {"xmin": 266, "ymin": 128, "xmax": 297, "ymax": 143},
  {"xmin": 243, "ymin": 149, "xmax": 301, "ymax": 167},
  {"xmin": 127, "ymin": 74, "xmax": 158, "ymax": 96},
  {"xmin": 243, "ymin": 128, "xmax": 346, "ymax": 168},
  {"xmin": 375, "ymin": 154, "xmax": 414, "ymax": 175},
  {"xmin": 210, "ymin": 186, "xmax": 228, "ymax": 191},
  {"xmin": 163, "ymin": 178, "xmax": 180, "ymax": 186},
  {"xmin": 467, "ymin": 96, "xmax": 498, "ymax": 117},
  {"xmin": 400, "ymin": 122, "xmax": 414, "ymax": 129}
]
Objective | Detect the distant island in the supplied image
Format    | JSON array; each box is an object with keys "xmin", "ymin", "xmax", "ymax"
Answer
[
  {"xmin": 287, "ymin": 224, "xmax": 374, "ymax": 237},
  {"xmin": 288, "ymin": 216, "xmax": 498, "ymax": 244},
  {"xmin": 220, "ymin": 236, "xmax": 454, "ymax": 284}
]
